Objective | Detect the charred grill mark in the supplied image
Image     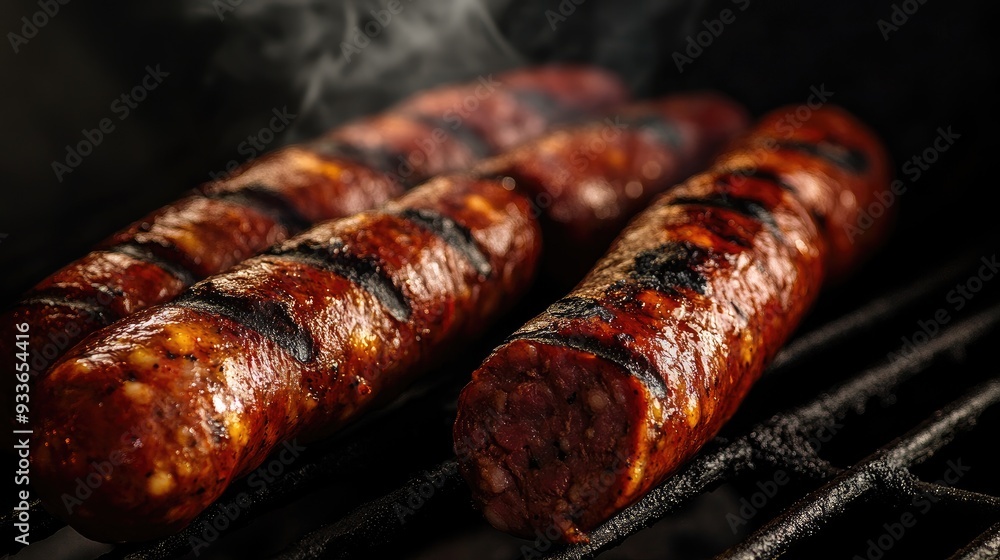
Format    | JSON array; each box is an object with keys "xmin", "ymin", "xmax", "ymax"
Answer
[
  {"xmin": 104, "ymin": 241, "xmax": 199, "ymax": 286},
  {"xmin": 626, "ymin": 240, "xmax": 711, "ymax": 295},
  {"xmin": 94, "ymin": 284, "xmax": 123, "ymax": 298},
  {"xmin": 547, "ymin": 297, "xmax": 616, "ymax": 322},
  {"xmin": 17, "ymin": 294, "xmax": 116, "ymax": 325},
  {"xmin": 811, "ymin": 209, "xmax": 829, "ymax": 232},
  {"xmin": 203, "ymin": 183, "xmax": 312, "ymax": 233},
  {"xmin": 776, "ymin": 139, "xmax": 870, "ymax": 174},
  {"xmin": 510, "ymin": 330, "xmax": 667, "ymax": 399},
  {"xmin": 268, "ymin": 241, "xmax": 412, "ymax": 322},
  {"xmin": 175, "ymin": 284, "xmax": 316, "ymax": 363},
  {"xmin": 398, "ymin": 208, "xmax": 493, "ymax": 278},
  {"xmin": 670, "ymin": 194, "xmax": 782, "ymax": 239},
  {"xmin": 731, "ymin": 302, "xmax": 748, "ymax": 321},
  {"xmin": 697, "ymin": 212, "xmax": 755, "ymax": 248},
  {"xmin": 625, "ymin": 114, "xmax": 683, "ymax": 150},
  {"xmin": 723, "ymin": 167, "xmax": 798, "ymax": 193}
]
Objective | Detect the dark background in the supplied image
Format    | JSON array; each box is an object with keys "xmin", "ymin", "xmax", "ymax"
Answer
[
  {"xmin": 3, "ymin": 1, "xmax": 999, "ymax": 558},
  {"xmin": 0, "ymin": 0, "xmax": 995, "ymax": 303}
]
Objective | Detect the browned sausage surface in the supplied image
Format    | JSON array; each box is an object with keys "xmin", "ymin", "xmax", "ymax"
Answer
[
  {"xmin": 30, "ymin": 93, "xmax": 748, "ymax": 542},
  {"xmin": 34, "ymin": 176, "xmax": 542, "ymax": 542},
  {"xmin": 453, "ymin": 106, "xmax": 892, "ymax": 543},
  {"xmin": 2, "ymin": 65, "xmax": 628, "ymax": 389},
  {"xmin": 478, "ymin": 93, "xmax": 749, "ymax": 282}
]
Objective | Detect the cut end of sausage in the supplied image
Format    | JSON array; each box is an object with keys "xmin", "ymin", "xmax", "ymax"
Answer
[{"xmin": 454, "ymin": 338, "xmax": 646, "ymax": 543}]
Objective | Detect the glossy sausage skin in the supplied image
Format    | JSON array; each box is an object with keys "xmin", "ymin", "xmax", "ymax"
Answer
[
  {"xmin": 1, "ymin": 65, "xmax": 628, "ymax": 389},
  {"xmin": 453, "ymin": 106, "xmax": 892, "ymax": 543},
  {"xmin": 31, "ymin": 92, "xmax": 746, "ymax": 543},
  {"xmin": 34, "ymin": 177, "xmax": 542, "ymax": 542},
  {"xmin": 476, "ymin": 93, "xmax": 749, "ymax": 283}
]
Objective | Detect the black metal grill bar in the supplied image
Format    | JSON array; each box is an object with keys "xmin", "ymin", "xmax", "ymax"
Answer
[
  {"xmin": 765, "ymin": 253, "xmax": 978, "ymax": 375},
  {"xmin": 263, "ymin": 279, "xmax": 997, "ymax": 560},
  {"xmin": 720, "ymin": 380, "xmax": 1000, "ymax": 560},
  {"xmin": 9, "ymin": 259, "xmax": 998, "ymax": 560},
  {"xmin": 243, "ymin": 268, "xmax": 990, "ymax": 560},
  {"xmin": 96, "ymin": 439, "xmax": 379, "ymax": 560},
  {"xmin": 538, "ymin": 305, "xmax": 1000, "ymax": 560},
  {"xmin": 539, "ymin": 441, "xmax": 759, "ymax": 560},
  {"xmin": 93, "ymin": 379, "xmax": 456, "ymax": 560},
  {"xmin": 273, "ymin": 460, "xmax": 464, "ymax": 560},
  {"xmin": 908, "ymin": 481, "xmax": 1000, "ymax": 513},
  {"xmin": 949, "ymin": 522, "xmax": 1000, "ymax": 560},
  {"xmin": 779, "ymin": 303, "xmax": 1000, "ymax": 432},
  {"xmin": 4, "ymin": 373, "xmax": 452, "ymax": 558},
  {"xmin": 1, "ymin": 498, "xmax": 62, "ymax": 550},
  {"xmin": 271, "ymin": 444, "xmax": 763, "ymax": 560},
  {"xmin": 257, "ymin": 296, "xmax": 1000, "ymax": 560}
]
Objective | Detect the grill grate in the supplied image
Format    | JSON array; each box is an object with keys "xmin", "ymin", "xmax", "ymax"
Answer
[
  {"xmin": 256, "ymin": 271, "xmax": 998, "ymax": 559},
  {"xmin": 268, "ymin": 300, "xmax": 999, "ymax": 560},
  {"xmin": 9, "ymin": 250, "xmax": 999, "ymax": 560},
  {"xmin": 530, "ymin": 305, "xmax": 1000, "ymax": 559},
  {"xmin": 950, "ymin": 522, "xmax": 1000, "ymax": 560},
  {"xmin": 720, "ymin": 379, "xmax": 1000, "ymax": 560}
]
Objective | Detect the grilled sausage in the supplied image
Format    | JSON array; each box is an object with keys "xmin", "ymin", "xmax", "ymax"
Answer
[
  {"xmin": 31, "ymin": 93, "xmax": 748, "ymax": 542},
  {"xmin": 2, "ymin": 65, "xmax": 628, "ymax": 388},
  {"xmin": 453, "ymin": 106, "xmax": 892, "ymax": 543},
  {"xmin": 476, "ymin": 93, "xmax": 749, "ymax": 283},
  {"xmin": 34, "ymin": 176, "xmax": 542, "ymax": 542}
]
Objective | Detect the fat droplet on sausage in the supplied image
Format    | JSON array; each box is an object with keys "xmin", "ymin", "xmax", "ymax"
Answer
[{"xmin": 146, "ymin": 471, "xmax": 176, "ymax": 498}]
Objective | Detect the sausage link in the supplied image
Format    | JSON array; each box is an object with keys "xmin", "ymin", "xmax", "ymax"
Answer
[
  {"xmin": 33, "ymin": 177, "xmax": 541, "ymax": 542},
  {"xmin": 31, "ymin": 92, "xmax": 746, "ymax": 542},
  {"xmin": 453, "ymin": 106, "xmax": 892, "ymax": 543},
  {"xmin": 2, "ymin": 66, "xmax": 627, "ymax": 390},
  {"xmin": 477, "ymin": 92, "xmax": 749, "ymax": 282}
]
